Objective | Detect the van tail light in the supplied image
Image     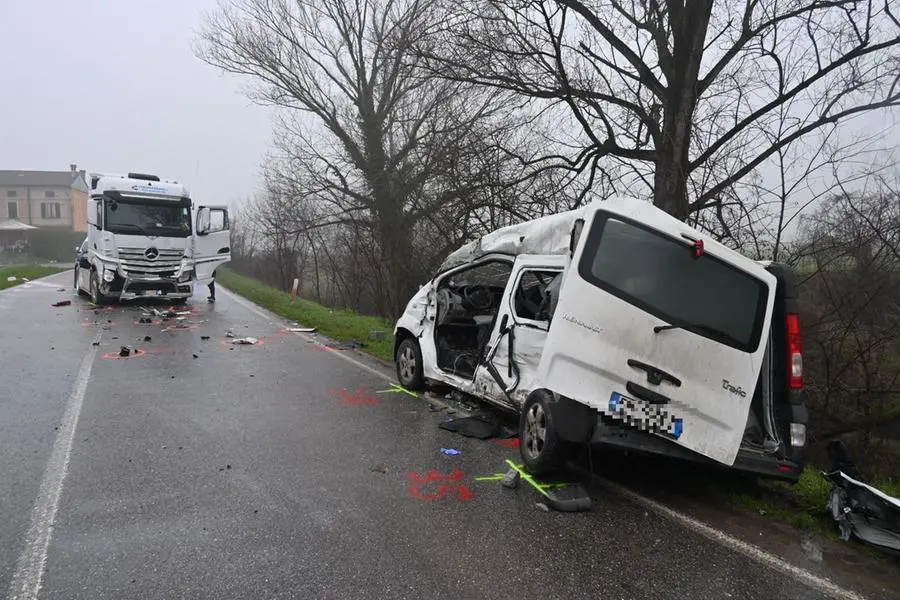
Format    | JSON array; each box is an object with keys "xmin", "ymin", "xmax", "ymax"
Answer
[{"xmin": 786, "ymin": 313, "xmax": 803, "ymax": 390}]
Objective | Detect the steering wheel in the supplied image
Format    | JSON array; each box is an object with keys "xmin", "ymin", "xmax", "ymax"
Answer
[{"xmin": 462, "ymin": 285, "xmax": 493, "ymax": 310}]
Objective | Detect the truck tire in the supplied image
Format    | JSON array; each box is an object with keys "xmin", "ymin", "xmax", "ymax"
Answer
[
  {"xmin": 74, "ymin": 267, "xmax": 87, "ymax": 296},
  {"xmin": 395, "ymin": 337, "xmax": 425, "ymax": 391},
  {"xmin": 89, "ymin": 271, "xmax": 105, "ymax": 305},
  {"xmin": 519, "ymin": 391, "xmax": 573, "ymax": 477}
]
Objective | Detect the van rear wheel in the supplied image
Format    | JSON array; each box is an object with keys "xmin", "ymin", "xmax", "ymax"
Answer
[{"xmin": 520, "ymin": 392, "xmax": 572, "ymax": 477}]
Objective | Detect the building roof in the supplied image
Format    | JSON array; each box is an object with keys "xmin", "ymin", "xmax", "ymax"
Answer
[
  {"xmin": 0, "ymin": 219, "xmax": 38, "ymax": 231},
  {"xmin": 0, "ymin": 169, "xmax": 86, "ymax": 189}
]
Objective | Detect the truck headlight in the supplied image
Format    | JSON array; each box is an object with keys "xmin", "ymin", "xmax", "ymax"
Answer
[
  {"xmin": 103, "ymin": 269, "xmax": 115, "ymax": 283},
  {"xmin": 178, "ymin": 270, "xmax": 192, "ymax": 282}
]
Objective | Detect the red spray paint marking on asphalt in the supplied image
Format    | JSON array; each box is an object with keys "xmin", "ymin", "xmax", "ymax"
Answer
[
  {"xmin": 79, "ymin": 306, "xmax": 114, "ymax": 313},
  {"xmin": 218, "ymin": 338, "xmax": 267, "ymax": 347},
  {"xmin": 82, "ymin": 321, "xmax": 116, "ymax": 328},
  {"xmin": 494, "ymin": 438, "xmax": 521, "ymax": 449},
  {"xmin": 101, "ymin": 348, "xmax": 147, "ymax": 360},
  {"xmin": 407, "ymin": 468, "xmax": 472, "ymax": 501},
  {"xmin": 331, "ymin": 388, "xmax": 379, "ymax": 406}
]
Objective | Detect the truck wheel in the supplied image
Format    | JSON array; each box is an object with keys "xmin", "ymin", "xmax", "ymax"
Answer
[
  {"xmin": 520, "ymin": 392, "xmax": 572, "ymax": 477},
  {"xmin": 89, "ymin": 271, "xmax": 104, "ymax": 305},
  {"xmin": 395, "ymin": 337, "xmax": 425, "ymax": 391}
]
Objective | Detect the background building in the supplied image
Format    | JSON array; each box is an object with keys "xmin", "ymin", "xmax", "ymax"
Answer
[{"xmin": 0, "ymin": 164, "xmax": 89, "ymax": 232}]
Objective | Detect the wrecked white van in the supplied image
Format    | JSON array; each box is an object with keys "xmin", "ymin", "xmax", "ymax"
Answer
[{"xmin": 393, "ymin": 196, "xmax": 809, "ymax": 480}]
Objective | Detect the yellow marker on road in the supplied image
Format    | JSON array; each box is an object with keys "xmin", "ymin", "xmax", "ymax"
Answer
[{"xmin": 376, "ymin": 383, "xmax": 418, "ymax": 398}]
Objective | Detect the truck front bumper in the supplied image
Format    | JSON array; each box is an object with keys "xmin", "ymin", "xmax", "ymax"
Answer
[{"xmin": 101, "ymin": 274, "xmax": 193, "ymax": 301}]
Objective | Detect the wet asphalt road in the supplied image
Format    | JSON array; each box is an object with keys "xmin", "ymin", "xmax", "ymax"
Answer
[{"xmin": 0, "ymin": 271, "xmax": 885, "ymax": 600}]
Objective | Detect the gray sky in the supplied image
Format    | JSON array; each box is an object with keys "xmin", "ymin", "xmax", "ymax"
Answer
[{"xmin": 0, "ymin": 0, "xmax": 271, "ymax": 206}]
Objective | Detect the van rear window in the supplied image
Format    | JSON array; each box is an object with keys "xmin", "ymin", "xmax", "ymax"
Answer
[{"xmin": 578, "ymin": 213, "xmax": 768, "ymax": 352}]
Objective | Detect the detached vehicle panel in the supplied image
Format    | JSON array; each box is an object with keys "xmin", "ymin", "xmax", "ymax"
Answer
[{"xmin": 394, "ymin": 196, "xmax": 808, "ymax": 481}]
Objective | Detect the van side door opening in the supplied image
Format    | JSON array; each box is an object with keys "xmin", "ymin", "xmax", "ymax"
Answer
[
  {"xmin": 432, "ymin": 259, "xmax": 513, "ymax": 379},
  {"xmin": 478, "ymin": 259, "xmax": 566, "ymax": 405}
]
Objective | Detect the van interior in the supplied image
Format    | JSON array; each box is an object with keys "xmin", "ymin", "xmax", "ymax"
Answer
[{"xmin": 433, "ymin": 261, "xmax": 512, "ymax": 378}]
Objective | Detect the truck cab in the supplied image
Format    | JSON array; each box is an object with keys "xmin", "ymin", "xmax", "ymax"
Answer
[{"xmin": 74, "ymin": 172, "xmax": 231, "ymax": 304}]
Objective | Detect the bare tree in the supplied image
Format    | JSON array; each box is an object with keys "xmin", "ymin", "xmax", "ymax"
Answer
[
  {"xmin": 196, "ymin": 0, "xmax": 553, "ymax": 317},
  {"xmin": 793, "ymin": 173, "xmax": 900, "ymax": 475},
  {"xmin": 421, "ymin": 0, "xmax": 900, "ymax": 220}
]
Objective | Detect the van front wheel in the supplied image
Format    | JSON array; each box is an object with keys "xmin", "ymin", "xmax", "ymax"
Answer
[
  {"xmin": 520, "ymin": 392, "xmax": 572, "ymax": 477},
  {"xmin": 395, "ymin": 337, "xmax": 425, "ymax": 391}
]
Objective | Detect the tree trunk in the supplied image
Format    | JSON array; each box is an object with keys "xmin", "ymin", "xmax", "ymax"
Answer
[{"xmin": 652, "ymin": 0, "xmax": 713, "ymax": 221}]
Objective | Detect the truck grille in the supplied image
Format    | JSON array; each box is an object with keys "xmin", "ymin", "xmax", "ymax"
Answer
[{"xmin": 118, "ymin": 247, "xmax": 184, "ymax": 276}]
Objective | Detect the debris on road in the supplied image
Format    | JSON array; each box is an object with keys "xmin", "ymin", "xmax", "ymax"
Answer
[
  {"xmin": 57, "ymin": 287, "xmax": 66, "ymax": 292},
  {"xmin": 440, "ymin": 448, "xmax": 462, "ymax": 456},
  {"xmin": 501, "ymin": 468, "xmax": 520, "ymax": 489},
  {"xmin": 231, "ymin": 337, "xmax": 259, "ymax": 345},
  {"xmin": 226, "ymin": 330, "xmax": 235, "ymax": 338},
  {"xmin": 51, "ymin": 300, "xmax": 71, "ymax": 307},
  {"xmin": 138, "ymin": 317, "xmax": 153, "ymax": 324},
  {"xmin": 824, "ymin": 440, "xmax": 900, "ymax": 554},
  {"xmin": 201, "ymin": 335, "xmax": 210, "ymax": 340},
  {"xmin": 119, "ymin": 346, "xmax": 131, "ymax": 357},
  {"xmin": 370, "ymin": 464, "xmax": 389, "ymax": 474},
  {"xmin": 439, "ymin": 413, "xmax": 514, "ymax": 440},
  {"xmin": 286, "ymin": 327, "xmax": 317, "ymax": 333},
  {"xmin": 143, "ymin": 336, "xmax": 152, "ymax": 342},
  {"xmin": 326, "ymin": 339, "xmax": 364, "ymax": 350}
]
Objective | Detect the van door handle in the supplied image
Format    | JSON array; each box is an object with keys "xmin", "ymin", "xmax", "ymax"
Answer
[{"xmin": 627, "ymin": 359, "xmax": 682, "ymax": 387}]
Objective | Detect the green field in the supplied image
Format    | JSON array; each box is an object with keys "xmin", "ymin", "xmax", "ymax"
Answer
[{"xmin": 0, "ymin": 265, "xmax": 65, "ymax": 290}]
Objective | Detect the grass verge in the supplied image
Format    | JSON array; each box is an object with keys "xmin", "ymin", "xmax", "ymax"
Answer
[
  {"xmin": 0, "ymin": 265, "xmax": 65, "ymax": 290},
  {"xmin": 216, "ymin": 268, "xmax": 394, "ymax": 361},
  {"xmin": 715, "ymin": 467, "xmax": 900, "ymax": 559}
]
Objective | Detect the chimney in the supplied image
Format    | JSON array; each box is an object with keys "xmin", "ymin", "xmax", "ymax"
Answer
[{"xmin": 70, "ymin": 163, "xmax": 77, "ymax": 174}]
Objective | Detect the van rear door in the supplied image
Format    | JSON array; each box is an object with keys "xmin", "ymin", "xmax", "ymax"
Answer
[{"xmin": 538, "ymin": 198, "xmax": 777, "ymax": 466}]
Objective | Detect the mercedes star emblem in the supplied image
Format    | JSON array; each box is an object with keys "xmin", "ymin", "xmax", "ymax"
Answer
[{"xmin": 144, "ymin": 247, "xmax": 160, "ymax": 260}]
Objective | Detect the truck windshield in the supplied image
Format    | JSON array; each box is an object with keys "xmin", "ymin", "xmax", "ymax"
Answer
[
  {"xmin": 577, "ymin": 213, "xmax": 769, "ymax": 353},
  {"xmin": 104, "ymin": 197, "xmax": 191, "ymax": 238}
]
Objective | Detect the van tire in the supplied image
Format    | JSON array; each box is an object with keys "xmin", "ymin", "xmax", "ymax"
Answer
[
  {"xmin": 395, "ymin": 337, "xmax": 425, "ymax": 391},
  {"xmin": 520, "ymin": 392, "xmax": 572, "ymax": 477}
]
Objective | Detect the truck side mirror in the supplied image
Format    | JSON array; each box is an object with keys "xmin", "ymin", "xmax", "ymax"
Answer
[{"xmin": 196, "ymin": 207, "xmax": 211, "ymax": 235}]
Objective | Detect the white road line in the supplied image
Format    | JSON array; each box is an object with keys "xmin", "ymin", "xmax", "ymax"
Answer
[
  {"xmin": 597, "ymin": 477, "xmax": 866, "ymax": 600},
  {"xmin": 7, "ymin": 334, "xmax": 100, "ymax": 600},
  {"xmin": 220, "ymin": 287, "xmax": 866, "ymax": 600}
]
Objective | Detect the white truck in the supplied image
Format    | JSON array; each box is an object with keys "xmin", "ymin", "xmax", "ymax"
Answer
[
  {"xmin": 393, "ymin": 196, "xmax": 809, "ymax": 480},
  {"xmin": 74, "ymin": 172, "xmax": 231, "ymax": 304}
]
